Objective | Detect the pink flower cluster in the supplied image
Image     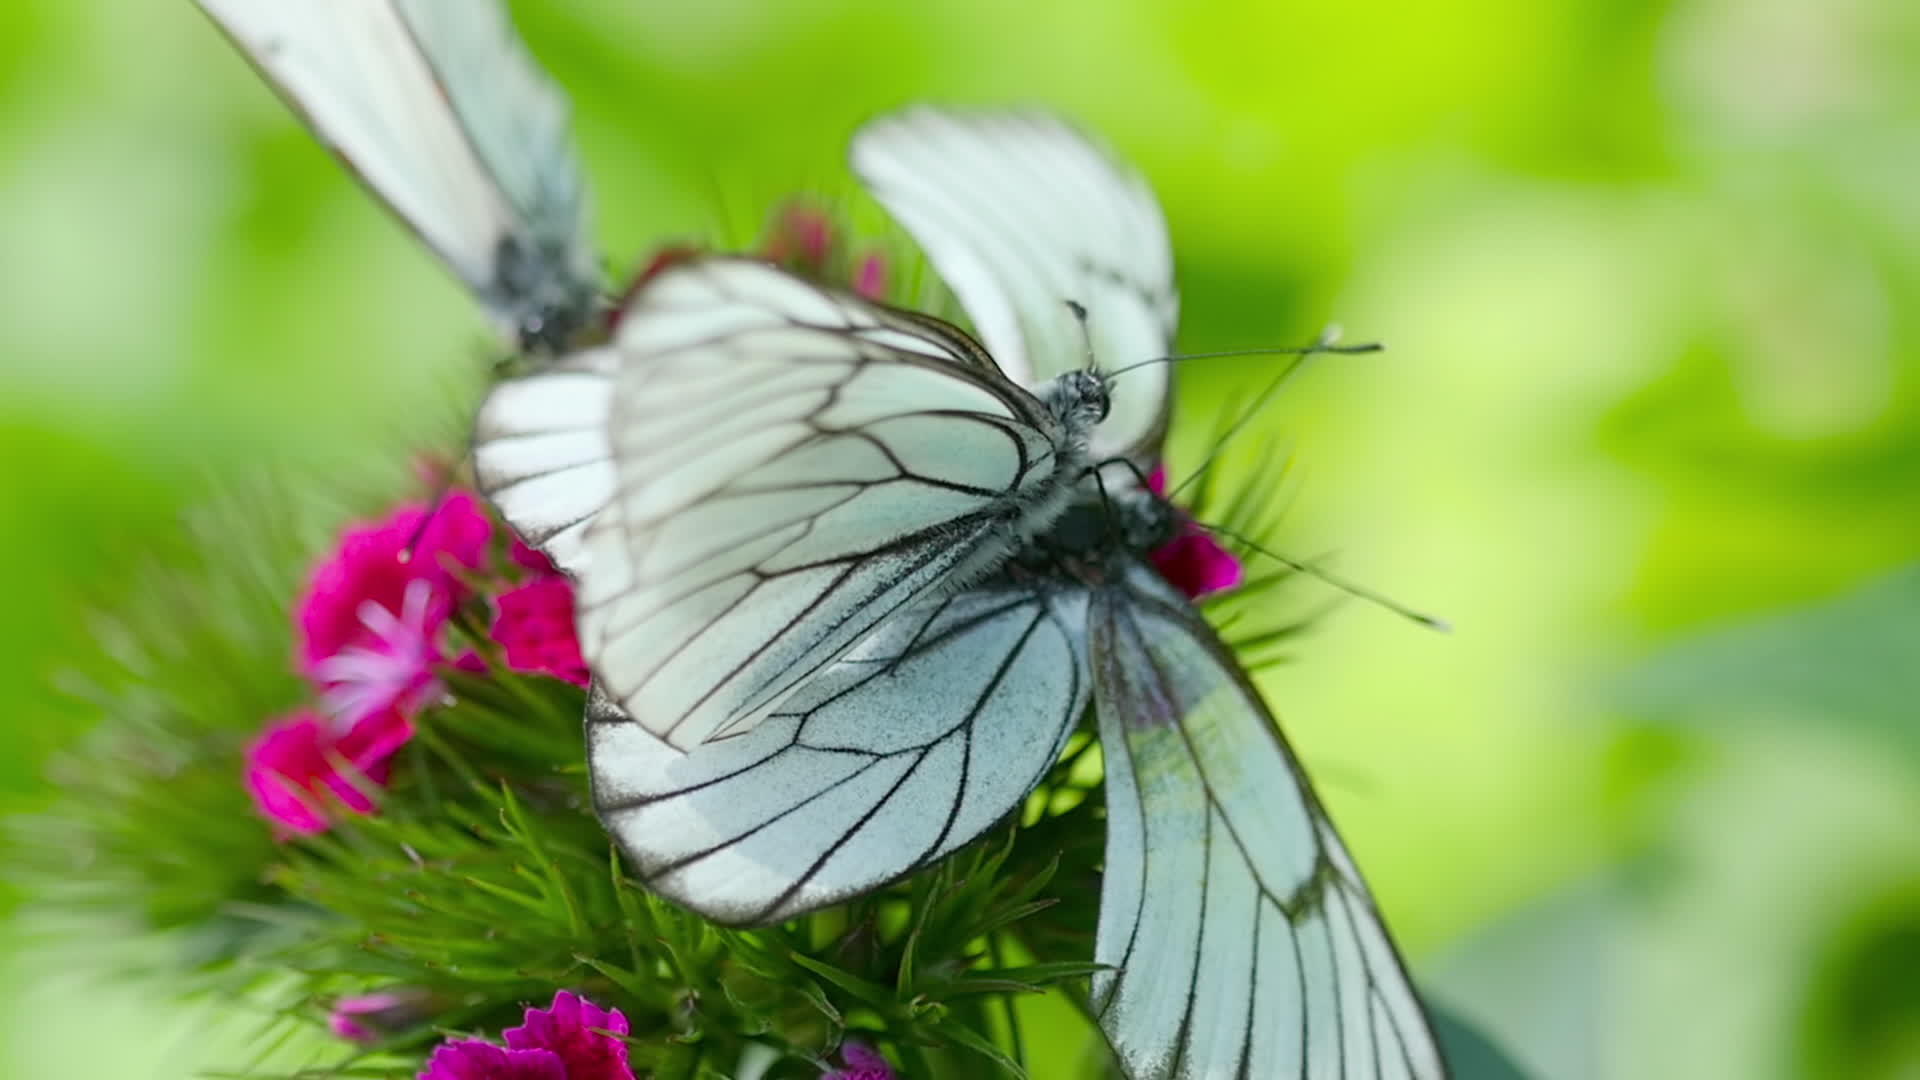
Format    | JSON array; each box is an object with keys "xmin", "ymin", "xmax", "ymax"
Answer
[
  {"xmin": 418, "ymin": 991, "xmax": 634, "ymax": 1080},
  {"xmin": 244, "ymin": 493, "xmax": 587, "ymax": 836},
  {"xmin": 763, "ymin": 203, "xmax": 891, "ymax": 301}
]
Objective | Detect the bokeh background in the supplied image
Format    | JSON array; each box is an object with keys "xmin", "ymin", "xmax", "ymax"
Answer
[{"xmin": 4, "ymin": 0, "xmax": 1918, "ymax": 1077}]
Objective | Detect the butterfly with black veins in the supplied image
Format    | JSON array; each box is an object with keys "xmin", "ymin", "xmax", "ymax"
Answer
[
  {"xmin": 191, "ymin": 0, "xmax": 1452, "ymax": 1070},
  {"xmin": 193, "ymin": 0, "xmax": 602, "ymax": 352},
  {"xmin": 544, "ymin": 111, "xmax": 1450, "ymax": 1079}
]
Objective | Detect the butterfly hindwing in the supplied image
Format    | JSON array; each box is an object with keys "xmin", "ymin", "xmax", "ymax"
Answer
[
  {"xmin": 1090, "ymin": 562, "xmax": 1448, "ymax": 1080},
  {"xmin": 586, "ymin": 584, "xmax": 1089, "ymax": 925},
  {"xmin": 853, "ymin": 107, "xmax": 1178, "ymax": 462}
]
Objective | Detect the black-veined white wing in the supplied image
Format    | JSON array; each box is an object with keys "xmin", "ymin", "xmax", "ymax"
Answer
[
  {"xmin": 1090, "ymin": 562, "xmax": 1447, "ymax": 1080},
  {"xmin": 586, "ymin": 585, "xmax": 1088, "ymax": 925},
  {"xmin": 194, "ymin": 0, "xmax": 598, "ymax": 347},
  {"xmin": 572, "ymin": 257, "xmax": 1093, "ymax": 750},
  {"xmin": 471, "ymin": 347, "xmax": 616, "ymax": 575},
  {"xmin": 853, "ymin": 107, "xmax": 1177, "ymax": 462}
]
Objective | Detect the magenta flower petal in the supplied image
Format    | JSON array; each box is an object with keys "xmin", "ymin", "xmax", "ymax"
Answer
[
  {"xmin": 418, "ymin": 1041, "xmax": 567, "ymax": 1080},
  {"xmin": 509, "ymin": 539, "xmax": 559, "ymax": 574},
  {"xmin": 765, "ymin": 203, "xmax": 834, "ymax": 271},
  {"xmin": 297, "ymin": 493, "xmax": 491, "ymax": 724},
  {"xmin": 502, "ymin": 991, "xmax": 634, "ymax": 1080},
  {"xmin": 329, "ymin": 989, "xmax": 437, "ymax": 1044},
  {"xmin": 1140, "ymin": 461, "xmax": 1245, "ymax": 598},
  {"xmin": 491, "ymin": 577, "xmax": 589, "ymax": 687},
  {"xmin": 853, "ymin": 253, "xmax": 888, "ymax": 300},
  {"xmin": 244, "ymin": 708, "xmax": 411, "ymax": 836},
  {"xmin": 298, "ymin": 494, "xmax": 491, "ymax": 669},
  {"xmin": 1149, "ymin": 530, "xmax": 1245, "ymax": 599},
  {"xmin": 823, "ymin": 1041, "xmax": 897, "ymax": 1080}
]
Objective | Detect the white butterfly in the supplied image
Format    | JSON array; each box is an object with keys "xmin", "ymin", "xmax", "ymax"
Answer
[
  {"xmin": 193, "ymin": 4, "xmax": 1448, "ymax": 1070},
  {"xmin": 525, "ymin": 109, "xmax": 1447, "ymax": 1078},
  {"xmin": 193, "ymin": 0, "xmax": 600, "ymax": 350}
]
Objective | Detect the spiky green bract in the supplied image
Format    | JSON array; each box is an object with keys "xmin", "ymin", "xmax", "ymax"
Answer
[{"xmin": 12, "ymin": 481, "xmax": 366, "ymax": 969}]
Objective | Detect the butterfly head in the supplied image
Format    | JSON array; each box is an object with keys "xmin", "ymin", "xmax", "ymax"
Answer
[{"xmin": 1042, "ymin": 369, "xmax": 1112, "ymax": 434}]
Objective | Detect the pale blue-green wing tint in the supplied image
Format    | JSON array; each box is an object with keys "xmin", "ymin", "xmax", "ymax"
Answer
[
  {"xmin": 193, "ymin": 0, "xmax": 597, "ymax": 347},
  {"xmin": 573, "ymin": 258, "xmax": 1085, "ymax": 750},
  {"xmin": 853, "ymin": 107, "xmax": 1178, "ymax": 463},
  {"xmin": 1090, "ymin": 562, "xmax": 1447, "ymax": 1080},
  {"xmin": 585, "ymin": 586, "xmax": 1089, "ymax": 925}
]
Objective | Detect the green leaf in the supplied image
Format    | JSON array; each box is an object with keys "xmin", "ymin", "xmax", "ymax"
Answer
[
  {"xmin": 789, "ymin": 950, "xmax": 895, "ymax": 1008},
  {"xmin": 1614, "ymin": 565, "xmax": 1920, "ymax": 762},
  {"xmin": 934, "ymin": 1017, "xmax": 1028, "ymax": 1078},
  {"xmin": 1429, "ymin": 998, "xmax": 1535, "ymax": 1080}
]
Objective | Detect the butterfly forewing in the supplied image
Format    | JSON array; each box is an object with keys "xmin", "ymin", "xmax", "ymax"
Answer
[
  {"xmin": 585, "ymin": 584, "xmax": 1089, "ymax": 925},
  {"xmin": 577, "ymin": 258, "xmax": 1084, "ymax": 750},
  {"xmin": 194, "ymin": 0, "xmax": 597, "ymax": 346},
  {"xmin": 853, "ymin": 107, "xmax": 1178, "ymax": 462},
  {"xmin": 1090, "ymin": 562, "xmax": 1448, "ymax": 1080}
]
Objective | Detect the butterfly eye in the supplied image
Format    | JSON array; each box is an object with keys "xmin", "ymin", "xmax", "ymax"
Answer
[{"xmin": 1072, "ymin": 370, "xmax": 1111, "ymax": 424}]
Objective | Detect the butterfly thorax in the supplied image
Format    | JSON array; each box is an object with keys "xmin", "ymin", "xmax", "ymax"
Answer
[
  {"xmin": 492, "ymin": 232, "xmax": 600, "ymax": 353},
  {"xmin": 1002, "ymin": 482, "xmax": 1176, "ymax": 588}
]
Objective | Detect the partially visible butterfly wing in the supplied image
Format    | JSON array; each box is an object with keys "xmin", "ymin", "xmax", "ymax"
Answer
[
  {"xmin": 194, "ymin": 0, "xmax": 598, "ymax": 346},
  {"xmin": 1089, "ymin": 562, "xmax": 1448, "ymax": 1080},
  {"xmin": 471, "ymin": 348, "xmax": 616, "ymax": 575},
  {"xmin": 852, "ymin": 107, "xmax": 1177, "ymax": 462},
  {"xmin": 578, "ymin": 257, "xmax": 1072, "ymax": 750},
  {"xmin": 586, "ymin": 584, "xmax": 1089, "ymax": 925}
]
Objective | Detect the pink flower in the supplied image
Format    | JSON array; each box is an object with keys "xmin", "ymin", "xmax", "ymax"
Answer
[
  {"xmin": 329, "ymin": 989, "xmax": 438, "ymax": 1044},
  {"xmin": 1145, "ymin": 465, "xmax": 1244, "ymax": 599},
  {"xmin": 510, "ymin": 539, "xmax": 558, "ymax": 573},
  {"xmin": 491, "ymin": 577, "xmax": 589, "ymax": 687},
  {"xmin": 244, "ymin": 707, "xmax": 412, "ymax": 836},
  {"xmin": 502, "ymin": 991, "xmax": 633, "ymax": 1080},
  {"xmin": 418, "ymin": 992, "xmax": 633, "ymax": 1080},
  {"xmin": 852, "ymin": 253, "xmax": 888, "ymax": 300},
  {"xmin": 765, "ymin": 203, "xmax": 834, "ymax": 272},
  {"xmin": 297, "ymin": 494, "xmax": 492, "ymax": 725},
  {"xmin": 823, "ymin": 1042, "xmax": 897, "ymax": 1080},
  {"xmin": 419, "ymin": 1042, "xmax": 566, "ymax": 1080}
]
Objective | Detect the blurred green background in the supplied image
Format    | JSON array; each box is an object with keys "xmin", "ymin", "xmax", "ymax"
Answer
[{"xmin": 4, "ymin": 0, "xmax": 1918, "ymax": 1076}]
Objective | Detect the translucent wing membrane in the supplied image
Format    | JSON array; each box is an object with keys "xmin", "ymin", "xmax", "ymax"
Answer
[
  {"xmin": 586, "ymin": 585, "xmax": 1089, "ymax": 925},
  {"xmin": 1090, "ymin": 563, "xmax": 1447, "ymax": 1080},
  {"xmin": 194, "ymin": 0, "xmax": 598, "ymax": 346},
  {"xmin": 853, "ymin": 107, "xmax": 1178, "ymax": 461},
  {"xmin": 578, "ymin": 258, "xmax": 1084, "ymax": 750}
]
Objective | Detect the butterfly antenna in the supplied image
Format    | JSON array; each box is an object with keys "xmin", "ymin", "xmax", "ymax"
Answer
[
  {"xmin": 1104, "ymin": 340, "xmax": 1383, "ymax": 382},
  {"xmin": 1166, "ymin": 326, "xmax": 1375, "ymax": 502},
  {"xmin": 1196, "ymin": 521, "xmax": 1451, "ymax": 633},
  {"xmin": 1065, "ymin": 299, "xmax": 1098, "ymax": 371}
]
